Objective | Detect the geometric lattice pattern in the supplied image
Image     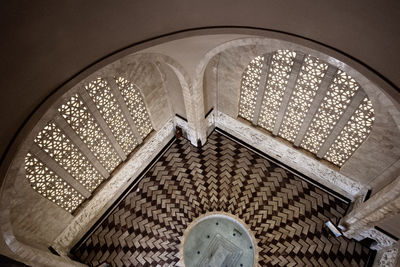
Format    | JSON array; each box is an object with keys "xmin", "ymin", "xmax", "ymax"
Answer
[
  {"xmin": 258, "ymin": 50, "xmax": 296, "ymax": 131},
  {"xmin": 72, "ymin": 132, "xmax": 374, "ymax": 266},
  {"xmin": 324, "ymin": 98, "xmax": 375, "ymax": 165},
  {"xmin": 34, "ymin": 122, "xmax": 104, "ymax": 192},
  {"xmin": 115, "ymin": 77, "xmax": 153, "ymax": 139},
  {"xmin": 26, "ymin": 76, "xmax": 153, "ymax": 213},
  {"xmin": 301, "ymin": 70, "xmax": 360, "ymax": 155},
  {"xmin": 85, "ymin": 77, "xmax": 138, "ymax": 154},
  {"xmin": 278, "ymin": 55, "xmax": 328, "ymax": 142},
  {"xmin": 58, "ymin": 94, "xmax": 121, "ymax": 172},
  {"xmin": 239, "ymin": 51, "xmax": 374, "ymax": 167},
  {"xmin": 25, "ymin": 153, "xmax": 84, "ymax": 212},
  {"xmin": 238, "ymin": 55, "xmax": 264, "ymax": 121}
]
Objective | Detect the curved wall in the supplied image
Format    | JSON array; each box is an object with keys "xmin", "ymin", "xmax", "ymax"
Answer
[
  {"xmin": 202, "ymin": 38, "xmax": 400, "ymax": 192},
  {"xmin": 0, "ymin": 31, "xmax": 399, "ymax": 266}
]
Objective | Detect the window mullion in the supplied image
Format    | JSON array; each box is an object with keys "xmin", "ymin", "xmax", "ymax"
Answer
[
  {"xmin": 30, "ymin": 143, "xmax": 91, "ymax": 198},
  {"xmin": 293, "ymin": 66, "xmax": 338, "ymax": 146},
  {"xmin": 272, "ymin": 52, "xmax": 305, "ymax": 135},
  {"xmin": 78, "ymin": 87, "xmax": 127, "ymax": 160},
  {"xmin": 317, "ymin": 90, "xmax": 366, "ymax": 158}
]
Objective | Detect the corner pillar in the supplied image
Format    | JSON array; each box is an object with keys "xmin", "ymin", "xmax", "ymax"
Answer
[{"xmin": 341, "ymin": 175, "xmax": 400, "ymax": 239}]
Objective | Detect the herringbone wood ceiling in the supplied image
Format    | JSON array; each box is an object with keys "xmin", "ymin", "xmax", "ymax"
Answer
[{"xmin": 72, "ymin": 131, "xmax": 373, "ymax": 266}]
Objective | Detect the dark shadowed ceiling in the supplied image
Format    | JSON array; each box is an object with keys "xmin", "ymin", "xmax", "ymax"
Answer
[{"xmin": 1, "ymin": 0, "xmax": 399, "ymax": 163}]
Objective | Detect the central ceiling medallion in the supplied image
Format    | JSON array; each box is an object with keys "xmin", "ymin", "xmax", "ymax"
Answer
[{"xmin": 181, "ymin": 212, "xmax": 258, "ymax": 267}]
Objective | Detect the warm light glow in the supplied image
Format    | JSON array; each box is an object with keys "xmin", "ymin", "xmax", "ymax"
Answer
[
  {"xmin": 26, "ymin": 76, "xmax": 153, "ymax": 213},
  {"xmin": 258, "ymin": 50, "xmax": 296, "ymax": 131},
  {"xmin": 239, "ymin": 52, "xmax": 375, "ymax": 167}
]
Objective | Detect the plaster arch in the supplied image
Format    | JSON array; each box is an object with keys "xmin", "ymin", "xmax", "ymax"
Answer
[
  {"xmin": 0, "ymin": 51, "xmax": 186, "ymax": 266},
  {"xmin": 199, "ymin": 37, "xmax": 400, "ymax": 193},
  {"xmin": 0, "ymin": 29, "xmax": 399, "ymax": 266}
]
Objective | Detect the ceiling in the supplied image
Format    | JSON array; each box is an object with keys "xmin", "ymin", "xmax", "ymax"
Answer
[{"xmin": 1, "ymin": 0, "xmax": 399, "ymax": 168}]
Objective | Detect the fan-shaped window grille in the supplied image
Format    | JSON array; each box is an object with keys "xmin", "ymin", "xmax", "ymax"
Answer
[
  {"xmin": 25, "ymin": 76, "xmax": 153, "ymax": 213},
  {"xmin": 238, "ymin": 55, "xmax": 264, "ymax": 121},
  {"xmin": 25, "ymin": 153, "xmax": 85, "ymax": 213},
  {"xmin": 258, "ymin": 50, "xmax": 296, "ymax": 131},
  {"xmin": 34, "ymin": 122, "xmax": 104, "ymax": 191},
  {"xmin": 300, "ymin": 70, "xmax": 360, "ymax": 153},
  {"xmin": 238, "ymin": 50, "xmax": 375, "ymax": 167},
  {"xmin": 278, "ymin": 55, "xmax": 328, "ymax": 142},
  {"xmin": 115, "ymin": 77, "xmax": 153, "ymax": 138}
]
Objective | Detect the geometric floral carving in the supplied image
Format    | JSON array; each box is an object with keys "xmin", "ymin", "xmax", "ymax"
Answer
[
  {"xmin": 25, "ymin": 153, "xmax": 85, "ymax": 213},
  {"xmin": 27, "ymin": 76, "xmax": 155, "ymax": 212},
  {"xmin": 34, "ymin": 122, "xmax": 104, "ymax": 192},
  {"xmin": 258, "ymin": 50, "xmax": 296, "ymax": 131},
  {"xmin": 238, "ymin": 55, "xmax": 264, "ymax": 121},
  {"xmin": 58, "ymin": 94, "xmax": 121, "ymax": 172},
  {"xmin": 115, "ymin": 77, "xmax": 153, "ymax": 139},
  {"xmin": 279, "ymin": 55, "xmax": 328, "ymax": 141},
  {"xmin": 85, "ymin": 77, "xmax": 138, "ymax": 154},
  {"xmin": 324, "ymin": 97, "xmax": 375, "ymax": 166},
  {"xmin": 301, "ymin": 70, "xmax": 360, "ymax": 154},
  {"xmin": 239, "ymin": 51, "xmax": 375, "ymax": 167}
]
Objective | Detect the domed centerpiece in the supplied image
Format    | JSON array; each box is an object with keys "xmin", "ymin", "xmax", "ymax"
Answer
[{"xmin": 181, "ymin": 212, "xmax": 256, "ymax": 267}]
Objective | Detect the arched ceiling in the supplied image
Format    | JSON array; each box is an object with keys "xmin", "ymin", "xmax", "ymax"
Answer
[{"xmin": 1, "ymin": 0, "xmax": 399, "ymax": 168}]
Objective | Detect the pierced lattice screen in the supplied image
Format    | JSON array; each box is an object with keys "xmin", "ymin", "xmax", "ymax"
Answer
[
  {"xmin": 26, "ymin": 76, "xmax": 153, "ymax": 213},
  {"xmin": 115, "ymin": 77, "xmax": 153, "ymax": 138},
  {"xmin": 34, "ymin": 122, "xmax": 104, "ymax": 191},
  {"xmin": 85, "ymin": 77, "xmax": 138, "ymax": 154},
  {"xmin": 324, "ymin": 98, "xmax": 375, "ymax": 165},
  {"xmin": 278, "ymin": 55, "xmax": 328, "ymax": 142},
  {"xmin": 258, "ymin": 50, "xmax": 296, "ymax": 131},
  {"xmin": 300, "ymin": 70, "xmax": 360, "ymax": 154},
  {"xmin": 25, "ymin": 153, "xmax": 85, "ymax": 213},
  {"xmin": 239, "ymin": 52, "xmax": 374, "ymax": 167}
]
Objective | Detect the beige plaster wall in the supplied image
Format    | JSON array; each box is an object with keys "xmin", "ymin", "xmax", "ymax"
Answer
[
  {"xmin": 204, "ymin": 40, "xmax": 400, "ymax": 195},
  {"xmin": 1, "ymin": 52, "xmax": 181, "ymax": 262},
  {"xmin": 1, "ymin": 35, "xmax": 399, "ymax": 265},
  {"xmin": 203, "ymin": 55, "xmax": 219, "ymax": 115}
]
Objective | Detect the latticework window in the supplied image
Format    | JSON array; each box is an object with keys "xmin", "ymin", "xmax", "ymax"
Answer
[
  {"xmin": 300, "ymin": 70, "xmax": 359, "ymax": 153},
  {"xmin": 238, "ymin": 56, "xmax": 264, "ymax": 121},
  {"xmin": 26, "ymin": 75, "xmax": 153, "ymax": 213},
  {"xmin": 115, "ymin": 77, "xmax": 153, "ymax": 138},
  {"xmin": 324, "ymin": 98, "xmax": 375, "ymax": 166},
  {"xmin": 58, "ymin": 94, "xmax": 121, "ymax": 172},
  {"xmin": 85, "ymin": 77, "xmax": 137, "ymax": 154},
  {"xmin": 34, "ymin": 122, "xmax": 104, "ymax": 191},
  {"xmin": 258, "ymin": 50, "xmax": 296, "ymax": 131},
  {"xmin": 278, "ymin": 56, "xmax": 328, "ymax": 142},
  {"xmin": 25, "ymin": 153, "xmax": 85, "ymax": 212},
  {"xmin": 238, "ymin": 51, "xmax": 375, "ymax": 167}
]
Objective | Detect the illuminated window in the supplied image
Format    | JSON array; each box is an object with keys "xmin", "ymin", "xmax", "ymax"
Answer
[
  {"xmin": 85, "ymin": 77, "xmax": 137, "ymax": 154},
  {"xmin": 258, "ymin": 50, "xmax": 296, "ymax": 131},
  {"xmin": 58, "ymin": 94, "xmax": 121, "ymax": 172},
  {"xmin": 279, "ymin": 55, "xmax": 328, "ymax": 142},
  {"xmin": 25, "ymin": 153, "xmax": 84, "ymax": 212},
  {"xmin": 26, "ymin": 76, "xmax": 153, "ymax": 213},
  {"xmin": 324, "ymin": 98, "xmax": 375, "ymax": 166},
  {"xmin": 34, "ymin": 122, "xmax": 104, "ymax": 191},
  {"xmin": 115, "ymin": 77, "xmax": 153, "ymax": 138},
  {"xmin": 301, "ymin": 70, "xmax": 359, "ymax": 153},
  {"xmin": 238, "ymin": 56, "xmax": 264, "ymax": 121},
  {"xmin": 239, "ymin": 52, "xmax": 375, "ymax": 167}
]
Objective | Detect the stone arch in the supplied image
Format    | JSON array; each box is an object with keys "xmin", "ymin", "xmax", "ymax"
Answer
[
  {"xmin": 0, "ymin": 52, "xmax": 186, "ymax": 266},
  {"xmin": 200, "ymin": 37, "xmax": 400, "ymax": 192}
]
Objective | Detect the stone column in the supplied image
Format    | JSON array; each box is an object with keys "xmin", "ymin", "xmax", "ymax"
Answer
[
  {"xmin": 341, "ymin": 175, "xmax": 400, "ymax": 238},
  {"xmin": 167, "ymin": 63, "xmax": 207, "ymax": 147}
]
